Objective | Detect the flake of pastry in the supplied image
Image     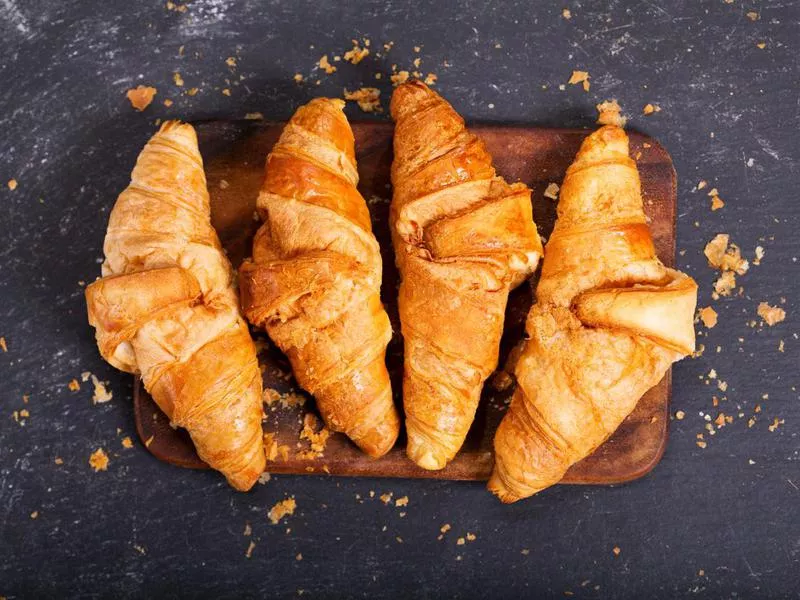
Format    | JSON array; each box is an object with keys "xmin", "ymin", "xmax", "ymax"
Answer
[
  {"xmin": 121, "ymin": 436, "xmax": 133, "ymax": 449},
  {"xmin": 596, "ymin": 100, "xmax": 627, "ymax": 127},
  {"xmin": 543, "ymin": 182, "xmax": 560, "ymax": 200},
  {"xmin": 642, "ymin": 103, "xmax": 661, "ymax": 115},
  {"xmin": 0, "ymin": 336, "xmax": 6, "ymax": 351},
  {"xmin": 344, "ymin": 40, "xmax": 369, "ymax": 64},
  {"xmin": 568, "ymin": 70, "xmax": 590, "ymax": 91},
  {"xmin": 757, "ymin": 302, "xmax": 786, "ymax": 326},
  {"xmin": 89, "ymin": 448, "xmax": 109, "ymax": 472},
  {"xmin": 698, "ymin": 307, "xmax": 718, "ymax": 328},
  {"xmin": 173, "ymin": 72, "xmax": 184, "ymax": 86},
  {"xmin": 395, "ymin": 496, "xmax": 409, "ymax": 507},
  {"xmin": 90, "ymin": 375, "xmax": 113, "ymax": 404},
  {"xmin": 562, "ymin": 8, "xmax": 572, "ymax": 19},
  {"xmin": 318, "ymin": 55, "xmax": 337, "ymax": 74},
  {"xmin": 344, "ymin": 87, "xmax": 382, "ymax": 113},
  {"xmin": 126, "ymin": 86, "xmax": 157, "ymax": 111},
  {"xmin": 68, "ymin": 378, "xmax": 80, "ymax": 391},
  {"xmin": 268, "ymin": 497, "xmax": 297, "ymax": 524}
]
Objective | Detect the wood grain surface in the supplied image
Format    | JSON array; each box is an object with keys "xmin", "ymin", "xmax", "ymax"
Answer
[{"xmin": 134, "ymin": 120, "xmax": 677, "ymax": 484}]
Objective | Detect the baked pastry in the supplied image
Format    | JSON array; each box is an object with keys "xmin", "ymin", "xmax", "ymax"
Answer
[
  {"xmin": 390, "ymin": 81, "xmax": 543, "ymax": 470},
  {"xmin": 239, "ymin": 98, "xmax": 400, "ymax": 457},
  {"xmin": 85, "ymin": 121, "xmax": 266, "ymax": 491},
  {"xmin": 489, "ymin": 120, "xmax": 698, "ymax": 502}
]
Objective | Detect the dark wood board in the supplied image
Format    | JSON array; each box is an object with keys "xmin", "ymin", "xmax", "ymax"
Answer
[{"xmin": 134, "ymin": 121, "xmax": 676, "ymax": 485}]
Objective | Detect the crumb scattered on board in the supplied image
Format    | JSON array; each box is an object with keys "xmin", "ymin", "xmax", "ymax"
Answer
[
  {"xmin": 126, "ymin": 85, "xmax": 157, "ymax": 111},
  {"xmin": 543, "ymin": 182, "xmax": 560, "ymax": 201},
  {"xmin": 268, "ymin": 497, "xmax": 297, "ymax": 524},
  {"xmin": 562, "ymin": 8, "xmax": 572, "ymax": 19},
  {"xmin": 708, "ymin": 188, "xmax": 725, "ymax": 211},
  {"xmin": 298, "ymin": 413, "xmax": 331, "ymax": 458},
  {"xmin": 245, "ymin": 541, "xmax": 256, "ymax": 558},
  {"xmin": 757, "ymin": 302, "xmax": 786, "ymax": 326},
  {"xmin": 0, "ymin": 337, "xmax": 7, "ymax": 351},
  {"xmin": 344, "ymin": 87, "xmax": 382, "ymax": 113},
  {"xmin": 568, "ymin": 70, "xmax": 590, "ymax": 91},
  {"xmin": 89, "ymin": 448, "xmax": 109, "ymax": 472},
  {"xmin": 121, "ymin": 436, "xmax": 134, "ymax": 449},
  {"xmin": 7, "ymin": 179, "xmax": 17, "ymax": 191}
]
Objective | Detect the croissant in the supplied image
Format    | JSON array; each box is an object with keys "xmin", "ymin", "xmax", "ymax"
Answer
[
  {"xmin": 390, "ymin": 81, "xmax": 543, "ymax": 470},
  {"xmin": 239, "ymin": 98, "xmax": 400, "ymax": 457},
  {"xmin": 85, "ymin": 121, "xmax": 266, "ymax": 491},
  {"xmin": 488, "ymin": 121, "xmax": 698, "ymax": 503}
]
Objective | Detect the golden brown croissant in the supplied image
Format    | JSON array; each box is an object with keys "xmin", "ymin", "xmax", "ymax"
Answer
[
  {"xmin": 489, "ymin": 121, "xmax": 698, "ymax": 503},
  {"xmin": 390, "ymin": 81, "xmax": 543, "ymax": 470},
  {"xmin": 239, "ymin": 98, "xmax": 400, "ymax": 457},
  {"xmin": 85, "ymin": 121, "xmax": 265, "ymax": 491}
]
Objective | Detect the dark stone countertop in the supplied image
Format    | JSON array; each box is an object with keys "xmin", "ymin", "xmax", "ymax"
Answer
[{"xmin": 0, "ymin": 1, "xmax": 797, "ymax": 598}]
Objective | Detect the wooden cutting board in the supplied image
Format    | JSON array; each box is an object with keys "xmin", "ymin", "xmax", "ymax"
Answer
[{"xmin": 134, "ymin": 120, "xmax": 676, "ymax": 485}]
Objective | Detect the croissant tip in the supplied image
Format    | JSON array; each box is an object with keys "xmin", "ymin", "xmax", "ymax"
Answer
[{"xmin": 406, "ymin": 438, "xmax": 448, "ymax": 470}]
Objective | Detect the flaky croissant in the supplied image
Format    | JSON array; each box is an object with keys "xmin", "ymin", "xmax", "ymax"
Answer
[
  {"xmin": 85, "ymin": 121, "xmax": 265, "ymax": 491},
  {"xmin": 489, "ymin": 121, "xmax": 698, "ymax": 503},
  {"xmin": 239, "ymin": 98, "xmax": 400, "ymax": 457},
  {"xmin": 390, "ymin": 81, "xmax": 543, "ymax": 470}
]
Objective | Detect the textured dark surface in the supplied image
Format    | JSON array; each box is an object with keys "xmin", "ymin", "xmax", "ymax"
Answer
[{"xmin": 1, "ymin": 1, "xmax": 798, "ymax": 598}]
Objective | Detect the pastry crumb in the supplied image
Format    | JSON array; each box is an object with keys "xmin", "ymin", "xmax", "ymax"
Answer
[
  {"xmin": 7, "ymin": 180, "xmax": 17, "ymax": 191},
  {"xmin": 596, "ymin": 99, "xmax": 626, "ymax": 127},
  {"xmin": 245, "ymin": 112, "xmax": 264, "ymax": 120},
  {"xmin": 543, "ymin": 182, "xmax": 560, "ymax": 200},
  {"xmin": 390, "ymin": 70, "xmax": 410, "ymax": 86},
  {"xmin": 344, "ymin": 40, "xmax": 370, "ymax": 64},
  {"xmin": 612, "ymin": 546, "xmax": 621, "ymax": 556},
  {"xmin": 226, "ymin": 56, "xmax": 237, "ymax": 67},
  {"xmin": 121, "ymin": 436, "xmax": 134, "ymax": 449},
  {"xmin": 466, "ymin": 532, "xmax": 476, "ymax": 542},
  {"xmin": 746, "ymin": 11, "xmax": 759, "ymax": 20},
  {"xmin": 642, "ymin": 103, "xmax": 661, "ymax": 115},
  {"xmin": 90, "ymin": 374, "xmax": 113, "ymax": 404},
  {"xmin": 757, "ymin": 302, "xmax": 786, "ymax": 326},
  {"xmin": 704, "ymin": 234, "xmax": 749, "ymax": 274},
  {"xmin": 380, "ymin": 492, "xmax": 393, "ymax": 505},
  {"xmin": 126, "ymin": 85, "xmax": 157, "ymax": 111},
  {"xmin": 562, "ymin": 8, "xmax": 572, "ymax": 19},
  {"xmin": 89, "ymin": 448, "xmax": 109, "ymax": 472},
  {"xmin": 768, "ymin": 417, "xmax": 784, "ymax": 432},
  {"xmin": 268, "ymin": 497, "xmax": 297, "ymax": 524},
  {"xmin": 68, "ymin": 378, "xmax": 80, "ymax": 392},
  {"xmin": 395, "ymin": 496, "xmax": 409, "ymax": 507},
  {"xmin": 245, "ymin": 540, "xmax": 256, "ymax": 558},
  {"xmin": 423, "ymin": 73, "xmax": 438, "ymax": 86},
  {"xmin": 344, "ymin": 87, "xmax": 382, "ymax": 113},
  {"xmin": 299, "ymin": 413, "xmax": 331, "ymax": 457},
  {"xmin": 567, "ymin": 70, "xmax": 590, "ymax": 91},
  {"xmin": 698, "ymin": 307, "xmax": 718, "ymax": 329},
  {"xmin": 675, "ymin": 410, "xmax": 685, "ymax": 420},
  {"xmin": 173, "ymin": 72, "xmax": 184, "ymax": 87},
  {"xmin": 708, "ymin": 188, "xmax": 725, "ymax": 211},
  {"xmin": 30, "ymin": 510, "xmax": 38, "ymax": 519},
  {"xmin": 753, "ymin": 246, "xmax": 765, "ymax": 266},
  {"xmin": 54, "ymin": 457, "xmax": 64, "ymax": 465},
  {"xmin": 318, "ymin": 55, "xmax": 337, "ymax": 74},
  {"xmin": 456, "ymin": 537, "xmax": 465, "ymax": 546}
]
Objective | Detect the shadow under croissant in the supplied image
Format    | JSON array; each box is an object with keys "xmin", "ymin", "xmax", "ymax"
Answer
[{"xmin": 133, "ymin": 119, "xmax": 676, "ymax": 486}]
